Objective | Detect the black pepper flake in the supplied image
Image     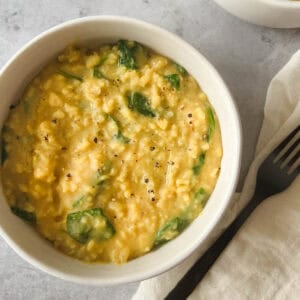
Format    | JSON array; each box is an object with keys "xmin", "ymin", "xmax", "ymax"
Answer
[
  {"xmin": 189, "ymin": 121, "xmax": 193, "ymax": 125},
  {"xmin": 188, "ymin": 113, "xmax": 192, "ymax": 118},
  {"xmin": 150, "ymin": 146, "xmax": 155, "ymax": 151},
  {"xmin": 151, "ymin": 197, "xmax": 155, "ymax": 201},
  {"xmin": 51, "ymin": 119, "xmax": 57, "ymax": 124},
  {"xmin": 61, "ymin": 147, "xmax": 67, "ymax": 151},
  {"xmin": 44, "ymin": 135, "xmax": 49, "ymax": 142},
  {"xmin": 150, "ymin": 190, "xmax": 154, "ymax": 193},
  {"xmin": 9, "ymin": 104, "xmax": 16, "ymax": 110},
  {"xmin": 144, "ymin": 178, "xmax": 149, "ymax": 183},
  {"xmin": 130, "ymin": 193, "xmax": 135, "ymax": 197},
  {"xmin": 114, "ymin": 154, "xmax": 118, "ymax": 157},
  {"xmin": 155, "ymin": 162, "xmax": 161, "ymax": 168},
  {"xmin": 16, "ymin": 136, "xmax": 20, "ymax": 140},
  {"xmin": 93, "ymin": 137, "xmax": 98, "ymax": 143},
  {"xmin": 66, "ymin": 173, "xmax": 72, "ymax": 178}
]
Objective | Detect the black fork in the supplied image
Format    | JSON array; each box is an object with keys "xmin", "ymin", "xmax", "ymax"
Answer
[{"xmin": 166, "ymin": 125, "xmax": 300, "ymax": 300}]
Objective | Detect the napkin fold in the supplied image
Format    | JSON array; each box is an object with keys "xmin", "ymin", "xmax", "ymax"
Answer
[{"xmin": 133, "ymin": 50, "xmax": 300, "ymax": 300}]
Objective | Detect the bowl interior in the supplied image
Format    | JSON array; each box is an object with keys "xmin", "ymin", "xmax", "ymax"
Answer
[{"xmin": 0, "ymin": 16, "xmax": 241, "ymax": 285}]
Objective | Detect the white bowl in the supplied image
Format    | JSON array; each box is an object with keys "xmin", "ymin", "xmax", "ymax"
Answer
[
  {"xmin": 214, "ymin": 0, "xmax": 300, "ymax": 28},
  {"xmin": 0, "ymin": 16, "xmax": 242, "ymax": 285}
]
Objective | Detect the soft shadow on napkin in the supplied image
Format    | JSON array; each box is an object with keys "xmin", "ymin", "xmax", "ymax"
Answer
[{"xmin": 133, "ymin": 50, "xmax": 300, "ymax": 300}]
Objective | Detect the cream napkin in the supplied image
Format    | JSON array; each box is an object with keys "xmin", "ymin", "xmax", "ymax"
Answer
[{"xmin": 133, "ymin": 51, "xmax": 300, "ymax": 300}]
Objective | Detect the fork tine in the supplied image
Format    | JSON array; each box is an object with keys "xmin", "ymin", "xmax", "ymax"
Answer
[
  {"xmin": 288, "ymin": 157, "xmax": 300, "ymax": 175},
  {"xmin": 280, "ymin": 143, "xmax": 300, "ymax": 169},
  {"xmin": 274, "ymin": 126, "xmax": 299, "ymax": 163}
]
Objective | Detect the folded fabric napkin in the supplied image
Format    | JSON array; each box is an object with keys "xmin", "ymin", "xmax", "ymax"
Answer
[{"xmin": 133, "ymin": 50, "xmax": 300, "ymax": 300}]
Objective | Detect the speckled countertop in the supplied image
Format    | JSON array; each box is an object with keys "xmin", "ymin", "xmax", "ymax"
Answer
[{"xmin": 0, "ymin": 0, "xmax": 299, "ymax": 299}]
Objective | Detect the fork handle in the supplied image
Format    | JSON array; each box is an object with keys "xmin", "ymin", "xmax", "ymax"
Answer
[{"xmin": 166, "ymin": 193, "xmax": 264, "ymax": 300}]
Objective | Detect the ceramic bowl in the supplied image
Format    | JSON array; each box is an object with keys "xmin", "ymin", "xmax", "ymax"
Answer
[
  {"xmin": 0, "ymin": 16, "xmax": 241, "ymax": 285},
  {"xmin": 214, "ymin": 0, "xmax": 300, "ymax": 28}
]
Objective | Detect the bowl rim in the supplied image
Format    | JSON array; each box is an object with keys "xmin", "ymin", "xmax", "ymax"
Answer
[
  {"xmin": 214, "ymin": 0, "xmax": 300, "ymax": 29},
  {"xmin": 216, "ymin": 0, "xmax": 300, "ymax": 9},
  {"xmin": 0, "ymin": 15, "xmax": 242, "ymax": 285},
  {"xmin": 262, "ymin": 0, "xmax": 300, "ymax": 8}
]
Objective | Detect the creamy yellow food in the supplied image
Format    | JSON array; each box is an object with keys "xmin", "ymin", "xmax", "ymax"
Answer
[{"xmin": 1, "ymin": 41, "xmax": 222, "ymax": 263}]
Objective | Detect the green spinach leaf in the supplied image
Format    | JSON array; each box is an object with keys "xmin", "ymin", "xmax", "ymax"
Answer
[
  {"xmin": 192, "ymin": 153, "xmax": 206, "ymax": 175},
  {"xmin": 107, "ymin": 115, "xmax": 130, "ymax": 143},
  {"xmin": 93, "ymin": 69, "xmax": 108, "ymax": 79},
  {"xmin": 206, "ymin": 107, "xmax": 215, "ymax": 142},
  {"xmin": 154, "ymin": 217, "xmax": 188, "ymax": 247},
  {"xmin": 58, "ymin": 69, "xmax": 83, "ymax": 82},
  {"xmin": 128, "ymin": 92, "xmax": 155, "ymax": 117},
  {"xmin": 66, "ymin": 208, "xmax": 115, "ymax": 243},
  {"xmin": 194, "ymin": 187, "xmax": 209, "ymax": 207},
  {"xmin": 11, "ymin": 206, "xmax": 36, "ymax": 224},
  {"xmin": 72, "ymin": 195, "xmax": 86, "ymax": 208},
  {"xmin": 117, "ymin": 40, "xmax": 138, "ymax": 69},
  {"xmin": 164, "ymin": 74, "xmax": 180, "ymax": 90},
  {"xmin": 175, "ymin": 63, "xmax": 187, "ymax": 76},
  {"xmin": 93, "ymin": 53, "xmax": 110, "ymax": 79}
]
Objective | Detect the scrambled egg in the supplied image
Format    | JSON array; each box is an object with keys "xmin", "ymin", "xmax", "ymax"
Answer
[{"xmin": 1, "ymin": 41, "xmax": 222, "ymax": 263}]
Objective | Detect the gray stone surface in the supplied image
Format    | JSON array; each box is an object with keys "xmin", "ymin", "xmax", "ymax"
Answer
[{"xmin": 0, "ymin": 0, "xmax": 299, "ymax": 299}]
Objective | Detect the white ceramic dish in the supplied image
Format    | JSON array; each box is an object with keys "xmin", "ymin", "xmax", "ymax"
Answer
[
  {"xmin": 0, "ymin": 16, "xmax": 241, "ymax": 285},
  {"xmin": 214, "ymin": 0, "xmax": 300, "ymax": 28}
]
